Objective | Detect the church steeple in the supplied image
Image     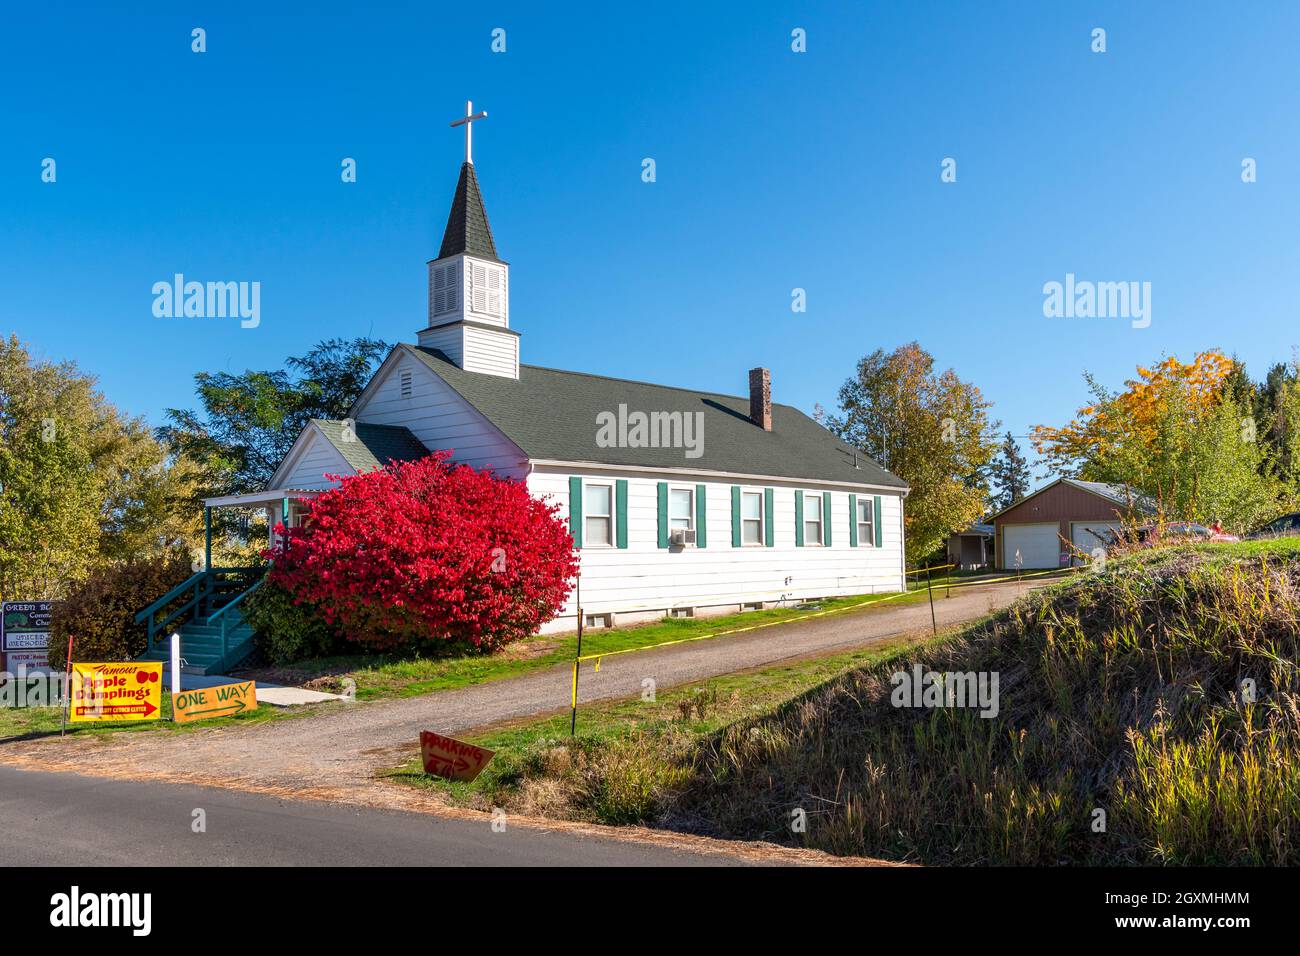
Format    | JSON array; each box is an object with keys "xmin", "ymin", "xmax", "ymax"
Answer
[
  {"xmin": 438, "ymin": 162, "xmax": 499, "ymax": 260},
  {"xmin": 418, "ymin": 101, "xmax": 519, "ymax": 379}
]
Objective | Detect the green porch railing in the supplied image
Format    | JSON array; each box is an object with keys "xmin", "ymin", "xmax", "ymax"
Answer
[
  {"xmin": 204, "ymin": 574, "xmax": 266, "ymax": 661},
  {"xmin": 134, "ymin": 566, "xmax": 265, "ymax": 654}
]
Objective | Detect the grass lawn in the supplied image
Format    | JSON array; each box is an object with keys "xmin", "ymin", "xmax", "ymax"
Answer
[
  {"xmin": 257, "ymin": 582, "xmax": 957, "ymax": 701},
  {"xmin": 0, "ymin": 686, "xmax": 306, "ymax": 742},
  {"xmin": 377, "ymin": 630, "xmax": 949, "ymax": 812}
]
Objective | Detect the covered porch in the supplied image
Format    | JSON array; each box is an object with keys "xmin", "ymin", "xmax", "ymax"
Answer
[
  {"xmin": 132, "ymin": 488, "xmax": 326, "ymax": 675},
  {"xmin": 199, "ymin": 487, "xmax": 325, "ymax": 565}
]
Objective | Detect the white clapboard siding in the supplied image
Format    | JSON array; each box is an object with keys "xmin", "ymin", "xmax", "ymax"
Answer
[
  {"xmin": 276, "ymin": 428, "xmax": 353, "ymax": 489},
  {"xmin": 416, "ymin": 324, "xmax": 518, "ymax": 378},
  {"xmin": 416, "ymin": 325, "xmax": 465, "ymax": 366},
  {"xmin": 463, "ymin": 325, "xmax": 518, "ymax": 377},
  {"xmin": 529, "ymin": 465, "xmax": 906, "ymax": 632},
  {"xmin": 352, "ymin": 350, "xmax": 527, "ymax": 478}
]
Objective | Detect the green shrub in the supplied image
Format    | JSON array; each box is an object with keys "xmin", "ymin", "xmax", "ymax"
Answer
[
  {"xmin": 48, "ymin": 552, "xmax": 192, "ymax": 667},
  {"xmin": 244, "ymin": 581, "xmax": 341, "ymax": 665}
]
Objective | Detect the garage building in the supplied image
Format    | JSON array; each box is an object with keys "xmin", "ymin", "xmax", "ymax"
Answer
[{"xmin": 990, "ymin": 478, "xmax": 1155, "ymax": 570}]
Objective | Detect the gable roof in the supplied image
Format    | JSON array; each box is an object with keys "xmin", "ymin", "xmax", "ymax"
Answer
[
  {"xmin": 309, "ymin": 419, "xmax": 430, "ymax": 474},
  {"xmin": 392, "ymin": 345, "xmax": 906, "ymax": 489},
  {"xmin": 437, "ymin": 161, "xmax": 500, "ymax": 261},
  {"xmin": 987, "ymin": 476, "xmax": 1157, "ymax": 522},
  {"xmin": 1065, "ymin": 479, "xmax": 1158, "ymax": 512}
]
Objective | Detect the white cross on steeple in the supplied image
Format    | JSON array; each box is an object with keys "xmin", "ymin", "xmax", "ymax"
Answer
[{"xmin": 450, "ymin": 100, "xmax": 488, "ymax": 164}]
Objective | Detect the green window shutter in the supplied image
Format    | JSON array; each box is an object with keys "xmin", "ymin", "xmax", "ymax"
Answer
[
  {"xmin": 615, "ymin": 479, "xmax": 628, "ymax": 549},
  {"xmin": 731, "ymin": 486, "xmax": 742, "ymax": 547},
  {"xmin": 823, "ymin": 493, "xmax": 833, "ymax": 546},
  {"xmin": 695, "ymin": 484, "xmax": 707, "ymax": 548},
  {"xmin": 569, "ymin": 477, "xmax": 583, "ymax": 549},
  {"xmin": 848, "ymin": 494, "xmax": 859, "ymax": 547},
  {"xmin": 657, "ymin": 482, "xmax": 669, "ymax": 549},
  {"xmin": 764, "ymin": 488, "xmax": 774, "ymax": 547},
  {"xmin": 874, "ymin": 495, "xmax": 883, "ymax": 548},
  {"xmin": 795, "ymin": 491, "xmax": 804, "ymax": 547}
]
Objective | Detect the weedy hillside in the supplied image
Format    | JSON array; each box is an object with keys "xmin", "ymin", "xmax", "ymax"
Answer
[{"xmin": 668, "ymin": 540, "xmax": 1300, "ymax": 864}]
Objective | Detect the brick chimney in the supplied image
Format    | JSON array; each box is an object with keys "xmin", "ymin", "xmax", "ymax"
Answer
[{"xmin": 748, "ymin": 367, "xmax": 772, "ymax": 431}]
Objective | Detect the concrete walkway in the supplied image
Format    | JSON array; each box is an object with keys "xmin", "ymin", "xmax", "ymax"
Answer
[
  {"xmin": 162, "ymin": 672, "xmax": 349, "ymax": 706},
  {"xmin": 0, "ymin": 579, "xmax": 1044, "ymax": 802}
]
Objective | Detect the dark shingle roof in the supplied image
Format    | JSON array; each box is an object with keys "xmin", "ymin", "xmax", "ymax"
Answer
[
  {"xmin": 397, "ymin": 345, "xmax": 906, "ymax": 489},
  {"xmin": 438, "ymin": 162, "xmax": 499, "ymax": 260},
  {"xmin": 311, "ymin": 420, "xmax": 429, "ymax": 472}
]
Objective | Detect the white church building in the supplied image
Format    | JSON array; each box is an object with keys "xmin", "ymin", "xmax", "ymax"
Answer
[{"xmin": 204, "ymin": 105, "xmax": 910, "ymax": 635}]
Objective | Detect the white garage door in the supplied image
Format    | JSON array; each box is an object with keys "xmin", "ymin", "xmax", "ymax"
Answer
[
  {"xmin": 1003, "ymin": 523, "xmax": 1061, "ymax": 569},
  {"xmin": 1071, "ymin": 521, "xmax": 1122, "ymax": 564}
]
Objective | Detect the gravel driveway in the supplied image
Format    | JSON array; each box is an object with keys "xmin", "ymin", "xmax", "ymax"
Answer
[{"xmin": 0, "ymin": 579, "xmax": 1042, "ymax": 799}]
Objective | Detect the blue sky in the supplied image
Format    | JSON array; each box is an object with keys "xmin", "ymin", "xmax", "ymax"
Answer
[{"xmin": 4, "ymin": 1, "xmax": 1298, "ymax": 475}]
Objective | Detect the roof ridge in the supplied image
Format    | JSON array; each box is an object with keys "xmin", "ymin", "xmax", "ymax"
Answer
[
  {"xmin": 405, "ymin": 345, "xmax": 799, "ymax": 410},
  {"xmin": 311, "ymin": 416, "xmax": 415, "ymax": 432}
]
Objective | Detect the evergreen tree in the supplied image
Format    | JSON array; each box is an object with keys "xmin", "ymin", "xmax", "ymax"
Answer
[{"xmin": 988, "ymin": 431, "xmax": 1032, "ymax": 513}]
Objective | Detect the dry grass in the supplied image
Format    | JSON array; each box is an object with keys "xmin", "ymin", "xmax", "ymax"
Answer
[{"xmin": 666, "ymin": 542, "xmax": 1300, "ymax": 864}]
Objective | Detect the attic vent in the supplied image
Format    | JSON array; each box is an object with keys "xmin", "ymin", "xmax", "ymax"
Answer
[
  {"xmin": 399, "ymin": 369, "xmax": 413, "ymax": 398},
  {"xmin": 432, "ymin": 263, "xmax": 458, "ymax": 315}
]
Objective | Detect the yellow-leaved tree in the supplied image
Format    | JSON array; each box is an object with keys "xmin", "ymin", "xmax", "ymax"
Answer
[{"xmin": 1031, "ymin": 350, "xmax": 1283, "ymax": 533}]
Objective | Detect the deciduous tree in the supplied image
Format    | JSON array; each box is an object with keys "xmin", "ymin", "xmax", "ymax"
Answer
[
  {"xmin": 1031, "ymin": 351, "xmax": 1282, "ymax": 532},
  {"xmin": 159, "ymin": 336, "xmax": 389, "ymax": 496},
  {"xmin": 0, "ymin": 336, "xmax": 201, "ymax": 600},
  {"xmin": 826, "ymin": 343, "xmax": 999, "ymax": 564}
]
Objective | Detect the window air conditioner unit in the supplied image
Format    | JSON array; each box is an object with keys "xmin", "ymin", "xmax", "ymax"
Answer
[{"xmin": 671, "ymin": 528, "xmax": 697, "ymax": 547}]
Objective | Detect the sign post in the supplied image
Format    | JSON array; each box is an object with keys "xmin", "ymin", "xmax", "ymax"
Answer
[
  {"xmin": 570, "ymin": 572, "xmax": 583, "ymax": 737},
  {"xmin": 60, "ymin": 633, "xmax": 74, "ymax": 737},
  {"xmin": 926, "ymin": 566, "xmax": 937, "ymax": 635},
  {"xmin": 170, "ymin": 632, "xmax": 181, "ymax": 702}
]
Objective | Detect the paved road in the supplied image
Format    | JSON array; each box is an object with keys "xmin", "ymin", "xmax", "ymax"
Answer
[
  {"xmin": 0, "ymin": 579, "xmax": 1044, "ymax": 801},
  {"xmin": 0, "ymin": 765, "xmax": 743, "ymax": 866}
]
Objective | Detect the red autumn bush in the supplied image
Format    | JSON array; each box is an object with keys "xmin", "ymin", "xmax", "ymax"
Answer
[{"xmin": 266, "ymin": 453, "xmax": 577, "ymax": 652}]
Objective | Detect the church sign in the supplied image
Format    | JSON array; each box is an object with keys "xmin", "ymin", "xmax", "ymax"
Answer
[{"xmin": 1, "ymin": 600, "xmax": 54, "ymax": 675}]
